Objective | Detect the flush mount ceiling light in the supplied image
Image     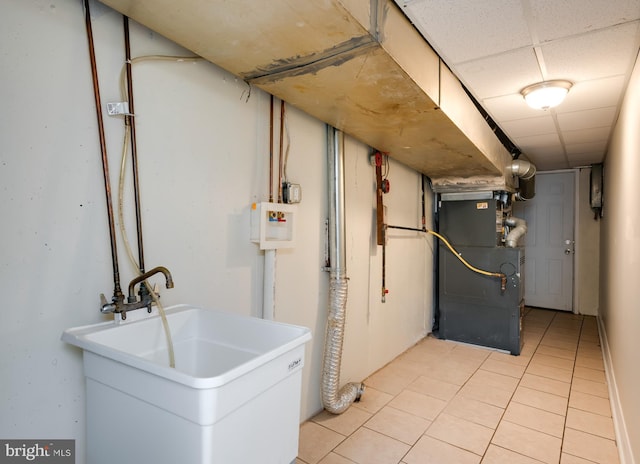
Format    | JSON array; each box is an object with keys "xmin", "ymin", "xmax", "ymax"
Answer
[{"xmin": 521, "ymin": 80, "xmax": 572, "ymax": 110}]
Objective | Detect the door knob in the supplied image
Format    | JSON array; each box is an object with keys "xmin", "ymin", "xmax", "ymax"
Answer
[{"xmin": 565, "ymin": 248, "xmax": 572, "ymax": 255}]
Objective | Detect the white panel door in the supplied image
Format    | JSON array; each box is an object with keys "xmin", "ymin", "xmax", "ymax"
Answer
[{"xmin": 514, "ymin": 172, "xmax": 575, "ymax": 311}]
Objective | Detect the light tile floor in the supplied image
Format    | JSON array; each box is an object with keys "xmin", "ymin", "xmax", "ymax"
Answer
[{"xmin": 297, "ymin": 308, "xmax": 620, "ymax": 464}]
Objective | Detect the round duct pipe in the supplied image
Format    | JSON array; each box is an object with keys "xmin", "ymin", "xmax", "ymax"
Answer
[
  {"xmin": 505, "ymin": 217, "xmax": 527, "ymax": 248},
  {"xmin": 321, "ymin": 127, "xmax": 365, "ymax": 414},
  {"xmin": 511, "ymin": 160, "xmax": 536, "ymax": 200}
]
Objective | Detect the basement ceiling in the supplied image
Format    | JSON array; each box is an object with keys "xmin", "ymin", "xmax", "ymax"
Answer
[{"xmin": 395, "ymin": 0, "xmax": 640, "ymax": 171}]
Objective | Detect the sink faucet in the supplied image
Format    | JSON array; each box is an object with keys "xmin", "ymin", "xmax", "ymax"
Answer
[
  {"xmin": 101, "ymin": 266, "xmax": 174, "ymax": 320},
  {"xmin": 128, "ymin": 266, "xmax": 174, "ymax": 303}
]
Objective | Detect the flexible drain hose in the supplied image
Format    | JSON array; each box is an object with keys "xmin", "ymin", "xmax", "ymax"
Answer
[{"xmin": 321, "ymin": 275, "xmax": 364, "ymax": 414}]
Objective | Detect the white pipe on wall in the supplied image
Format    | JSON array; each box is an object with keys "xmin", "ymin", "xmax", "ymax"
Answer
[{"xmin": 263, "ymin": 249, "xmax": 276, "ymax": 320}]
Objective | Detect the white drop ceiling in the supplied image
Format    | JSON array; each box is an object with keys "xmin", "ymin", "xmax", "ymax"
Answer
[{"xmin": 395, "ymin": 0, "xmax": 640, "ymax": 171}]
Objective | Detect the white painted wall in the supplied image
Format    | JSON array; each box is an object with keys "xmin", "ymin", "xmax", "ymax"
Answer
[
  {"xmin": 0, "ymin": 1, "xmax": 433, "ymax": 461},
  {"xmin": 599, "ymin": 53, "xmax": 640, "ymax": 464},
  {"xmin": 575, "ymin": 167, "xmax": 600, "ymax": 316}
]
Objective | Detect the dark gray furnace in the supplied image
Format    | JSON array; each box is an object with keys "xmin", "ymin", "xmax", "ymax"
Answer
[{"xmin": 437, "ymin": 194, "xmax": 525, "ymax": 355}]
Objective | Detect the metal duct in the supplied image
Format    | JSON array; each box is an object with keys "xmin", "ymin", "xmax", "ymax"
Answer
[
  {"xmin": 321, "ymin": 127, "xmax": 364, "ymax": 415},
  {"xmin": 98, "ymin": 0, "xmax": 515, "ymax": 183},
  {"xmin": 511, "ymin": 160, "xmax": 537, "ymax": 200},
  {"xmin": 505, "ymin": 217, "xmax": 527, "ymax": 248}
]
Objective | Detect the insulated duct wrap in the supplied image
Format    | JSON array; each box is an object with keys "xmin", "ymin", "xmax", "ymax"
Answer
[{"xmin": 322, "ymin": 127, "xmax": 364, "ymax": 415}]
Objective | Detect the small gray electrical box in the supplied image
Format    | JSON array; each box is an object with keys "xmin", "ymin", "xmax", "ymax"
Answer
[{"xmin": 283, "ymin": 182, "xmax": 302, "ymax": 204}]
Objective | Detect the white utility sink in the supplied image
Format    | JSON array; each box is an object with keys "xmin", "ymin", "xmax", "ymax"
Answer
[{"xmin": 62, "ymin": 304, "xmax": 311, "ymax": 464}]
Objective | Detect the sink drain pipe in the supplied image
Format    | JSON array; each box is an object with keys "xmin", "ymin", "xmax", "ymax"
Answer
[{"xmin": 322, "ymin": 126, "xmax": 365, "ymax": 414}]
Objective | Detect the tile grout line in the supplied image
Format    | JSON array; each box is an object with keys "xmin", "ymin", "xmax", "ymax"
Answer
[
  {"xmin": 478, "ymin": 310, "xmax": 591, "ymax": 459},
  {"xmin": 561, "ymin": 316, "xmax": 620, "ymax": 464},
  {"xmin": 476, "ymin": 308, "xmax": 555, "ymax": 461},
  {"xmin": 558, "ymin": 313, "xmax": 582, "ymax": 461}
]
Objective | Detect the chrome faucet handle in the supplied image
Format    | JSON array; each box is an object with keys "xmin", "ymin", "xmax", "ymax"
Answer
[{"xmin": 100, "ymin": 293, "xmax": 117, "ymax": 314}]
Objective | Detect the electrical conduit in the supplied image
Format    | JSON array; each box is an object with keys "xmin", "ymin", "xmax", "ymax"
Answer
[{"xmin": 322, "ymin": 127, "xmax": 364, "ymax": 414}]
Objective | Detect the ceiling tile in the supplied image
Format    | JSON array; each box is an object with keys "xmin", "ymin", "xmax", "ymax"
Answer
[
  {"xmin": 525, "ymin": 150, "xmax": 570, "ymax": 170},
  {"xmin": 562, "ymin": 126, "xmax": 612, "ymax": 145},
  {"xmin": 557, "ymin": 107, "xmax": 617, "ymax": 131},
  {"xmin": 530, "ymin": 0, "xmax": 640, "ymax": 43},
  {"xmin": 456, "ymin": 48, "xmax": 542, "ymax": 98},
  {"xmin": 483, "ymin": 94, "xmax": 541, "ymax": 121},
  {"xmin": 513, "ymin": 132, "xmax": 562, "ymax": 151},
  {"xmin": 555, "ymin": 75, "xmax": 627, "ymax": 112},
  {"xmin": 540, "ymin": 160, "xmax": 572, "ymax": 171},
  {"xmin": 526, "ymin": 151, "xmax": 563, "ymax": 161},
  {"xmin": 399, "ymin": 0, "xmax": 532, "ymax": 64},
  {"xmin": 514, "ymin": 133, "xmax": 565, "ymax": 169},
  {"xmin": 540, "ymin": 21, "xmax": 640, "ymax": 82},
  {"xmin": 565, "ymin": 140, "xmax": 608, "ymax": 155},
  {"xmin": 500, "ymin": 115, "xmax": 556, "ymax": 137},
  {"xmin": 521, "ymin": 153, "xmax": 566, "ymax": 170},
  {"xmin": 524, "ymin": 151, "xmax": 563, "ymax": 163},
  {"xmin": 566, "ymin": 153, "xmax": 605, "ymax": 166}
]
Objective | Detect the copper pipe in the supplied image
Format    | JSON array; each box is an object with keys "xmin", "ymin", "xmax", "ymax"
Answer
[
  {"xmin": 375, "ymin": 154, "xmax": 384, "ymax": 246},
  {"xmin": 123, "ymin": 16, "xmax": 145, "ymax": 273},
  {"xmin": 421, "ymin": 174, "xmax": 427, "ymax": 231},
  {"xmin": 381, "ymin": 225, "xmax": 387, "ymax": 302},
  {"xmin": 269, "ymin": 95, "xmax": 274, "ymax": 202},
  {"xmin": 83, "ymin": 0, "xmax": 123, "ymax": 299},
  {"xmin": 278, "ymin": 100, "xmax": 285, "ymax": 203}
]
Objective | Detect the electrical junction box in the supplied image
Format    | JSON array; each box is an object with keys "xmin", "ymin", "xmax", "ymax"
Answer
[
  {"xmin": 251, "ymin": 202, "xmax": 296, "ymax": 250},
  {"xmin": 282, "ymin": 182, "xmax": 302, "ymax": 204}
]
